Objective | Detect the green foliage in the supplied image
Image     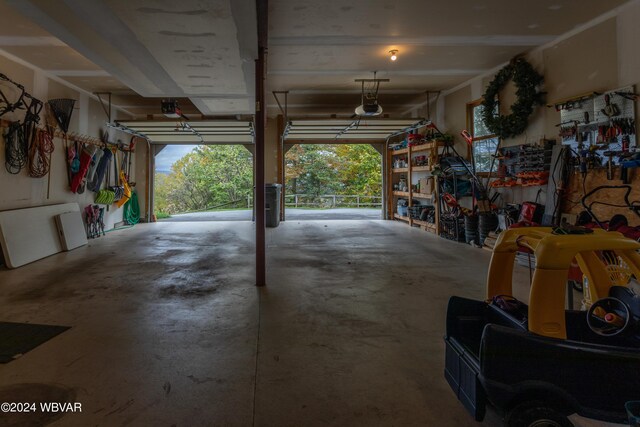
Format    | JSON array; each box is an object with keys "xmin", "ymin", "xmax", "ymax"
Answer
[
  {"xmin": 154, "ymin": 145, "xmax": 253, "ymax": 214},
  {"xmin": 286, "ymin": 145, "xmax": 340, "ymax": 196},
  {"xmin": 285, "ymin": 144, "xmax": 381, "ymax": 199},
  {"xmin": 482, "ymin": 57, "xmax": 545, "ymax": 140},
  {"xmin": 155, "ymin": 143, "xmax": 381, "ymax": 215}
]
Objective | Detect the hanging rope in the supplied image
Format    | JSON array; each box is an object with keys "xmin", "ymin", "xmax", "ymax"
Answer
[
  {"xmin": 28, "ymin": 129, "xmax": 55, "ymax": 178},
  {"xmin": 4, "ymin": 121, "xmax": 27, "ymax": 174}
]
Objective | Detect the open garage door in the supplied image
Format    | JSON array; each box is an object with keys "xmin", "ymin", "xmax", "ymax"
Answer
[
  {"xmin": 280, "ymin": 118, "xmax": 426, "ymax": 221},
  {"xmin": 284, "ymin": 144, "xmax": 382, "ymax": 220},
  {"xmin": 116, "ymin": 120, "xmax": 255, "ymax": 222}
]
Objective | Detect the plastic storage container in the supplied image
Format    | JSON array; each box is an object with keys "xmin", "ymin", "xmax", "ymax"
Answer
[
  {"xmin": 627, "ymin": 401, "xmax": 640, "ymax": 427},
  {"xmin": 397, "ymin": 202, "xmax": 408, "ymax": 217}
]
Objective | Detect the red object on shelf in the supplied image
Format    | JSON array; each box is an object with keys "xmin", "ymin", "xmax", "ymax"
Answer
[
  {"xmin": 407, "ymin": 133, "xmax": 422, "ymax": 146},
  {"xmin": 518, "ymin": 202, "xmax": 544, "ymax": 224}
]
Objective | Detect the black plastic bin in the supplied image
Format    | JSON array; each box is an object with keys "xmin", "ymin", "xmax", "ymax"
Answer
[{"xmin": 265, "ymin": 183, "xmax": 282, "ymax": 228}]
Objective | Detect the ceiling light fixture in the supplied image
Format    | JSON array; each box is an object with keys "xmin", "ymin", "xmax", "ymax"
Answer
[{"xmin": 389, "ymin": 49, "xmax": 398, "ymax": 61}]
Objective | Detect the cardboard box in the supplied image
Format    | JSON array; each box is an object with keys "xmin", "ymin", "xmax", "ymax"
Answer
[{"xmin": 419, "ymin": 177, "xmax": 434, "ymax": 195}]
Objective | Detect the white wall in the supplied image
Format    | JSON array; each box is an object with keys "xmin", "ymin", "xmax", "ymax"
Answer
[{"xmin": 0, "ymin": 54, "xmax": 135, "ymax": 229}]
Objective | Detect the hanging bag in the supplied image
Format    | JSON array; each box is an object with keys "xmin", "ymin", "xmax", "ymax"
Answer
[
  {"xmin": 70, "ymin": 144, "xmax": 97, "ymax": 193},
  {"xmin": 89, "ymin": 147, "xmax": 112, "ymax": 193},
  {"xmin": 85, "ymin": 147, "xmax": 104, "ymax": 185}
]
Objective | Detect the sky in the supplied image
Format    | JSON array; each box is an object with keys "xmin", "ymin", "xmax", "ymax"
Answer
[{"xmin": 155, "ymin": 145, "xmax": 198, "ymax": 173}]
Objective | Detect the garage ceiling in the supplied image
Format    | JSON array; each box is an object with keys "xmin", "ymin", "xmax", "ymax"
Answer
[
  {"xmin": 2, "ymin": 0, "xmax": 257, "ymax": 116},
  {"xmin": 0, "ymin": 0, "xmax": 632, "ymax": 119}
]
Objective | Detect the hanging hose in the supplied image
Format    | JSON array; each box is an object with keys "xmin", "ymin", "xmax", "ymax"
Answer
[
  {"xmin": 28, "ymin": 129, "xmax": 55, "ymax": 178},
  {"xmin": 4, "ymin": 121, "xmax": 27, "ymax": 174},
  {"xmin": 123, "ymin": 190, "xmax": 140, "ymax": 225}
]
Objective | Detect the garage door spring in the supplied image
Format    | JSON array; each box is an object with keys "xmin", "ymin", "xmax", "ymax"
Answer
[
  {"xmin": 28, "ymin": 129, "xmax": 55, "ymax": 178},
  {"xmin": 4, "ymin": 121, "xmax": 27, "ymax": 174}
]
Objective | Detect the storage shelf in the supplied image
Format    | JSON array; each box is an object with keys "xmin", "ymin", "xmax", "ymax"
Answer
[
  {"xmin": 411, "ymin": 165, "xmax": 433, "ymax": 172},
  {"xmin": 391, "ymin": 148, "xmax": 409, "ymax": 155},
  {"xmin": 411, "ymin": 219, "xmax": 438, "ymax": 234},
  {"xmin": 394, "ymin": 213, "xmax": 410, "ymax": 222},
  {"xmin": 387, "ymin": 133, "xmax": 441, "ymax": 238},
  {"xmin": 424, "ymin": 224, "xmax": 438, "ymax": 234},
  {"xmin": 412, "ymin": 193, "xmax": 433, "ymax": 200},
  {"xmin": 409, "ymin": 144, "xmax": 433, "ymax": 153},
  {"xmin": 412, "ymin": 219, "xmax": 438, "ymax": 233}
]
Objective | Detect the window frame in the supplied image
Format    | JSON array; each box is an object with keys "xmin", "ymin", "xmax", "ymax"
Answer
[{"xmin": 466, "ymin": 98, "xmax": 500, "ymax": 177}]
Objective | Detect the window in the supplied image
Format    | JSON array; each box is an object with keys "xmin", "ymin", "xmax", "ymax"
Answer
[{"xmin": 467, "ymin": 100, "xmax": 499, "ymax": 173}]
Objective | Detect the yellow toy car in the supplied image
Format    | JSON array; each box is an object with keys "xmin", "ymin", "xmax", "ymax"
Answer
[{"xmin": 445, "ymin": 227, "xmax": 640, "ymax": 426}]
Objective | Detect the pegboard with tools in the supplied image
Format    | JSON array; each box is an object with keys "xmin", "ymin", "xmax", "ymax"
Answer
[
  {"xmin": 556, "ymin": 86, "xmax": 637, "ymax": 172},
  {"xmin": 490, "ymin": 140, "xmax": 555, "ymax": 188}
]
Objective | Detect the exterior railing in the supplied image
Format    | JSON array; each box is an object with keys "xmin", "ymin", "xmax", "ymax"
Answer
[{"xmin": 245, "ymin": 194, "xmax": 382, "ymax": 208}]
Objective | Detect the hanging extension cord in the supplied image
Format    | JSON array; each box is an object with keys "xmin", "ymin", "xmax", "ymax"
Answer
[{"xmin": 4, "ymin": 121, "xmax": 28, "ymax": 174}]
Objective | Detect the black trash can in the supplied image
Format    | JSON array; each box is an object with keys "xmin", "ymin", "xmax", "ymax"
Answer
[{"xmin": 265, "ymin": 183, "xmax": 282, "ymax": 228}]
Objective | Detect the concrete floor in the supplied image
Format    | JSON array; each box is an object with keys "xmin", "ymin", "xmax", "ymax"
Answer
[
  {"xmin": 162, "ymin": 208, "xmax": 381, "ymax": 222},
  {"xmin": 0, "ymin": 220, "xmax": 504, "ymax": 426}
]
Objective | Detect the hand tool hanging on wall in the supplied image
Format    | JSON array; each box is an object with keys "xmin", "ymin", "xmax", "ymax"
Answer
[
  {"xmin": 575, "ymin": 130, "xmax": 590, "ymax": 176},
  {"xmin": 109, "ymin": 147, "xmax": 124, "ymax": 202},
  {"xmin": 614, "ymin": 91, "xmax": 640, "ymax": 101},
  {"xmin": 126, "ymin": 136, "xmax": 136, "ymax": 182},
  {"xmin": 458, "ymin": 129, "xmax": 490, "ymax": 201},
  {"xmin": 48, "ymin": 98, "xmax": 75, "ymax": 133},
  {"xmin": 114, "ymin": 148, "xmax": 131, "ymax": 208},
  {"xmin": 603, "ymin": 150, "xmax": 615, "ymax": 180},
  {"xmin": 22, "ymin": 94, "xmax": 42, "ymax": 149},
  {"xmin": 601, "ymin": 94, "xmax": 620, "ymax": 118},
  {"xmin": 62, "ymin": 135, "xmax": 74, "ymax": 186},
  {"xmin": 42, "ymin": 104, "xmax": 58, "ymax": 198}
]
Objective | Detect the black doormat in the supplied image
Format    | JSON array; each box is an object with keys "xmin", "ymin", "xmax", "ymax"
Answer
[{"xmin": 0, "ymin": 322, "xmax": 70, "ymax": 363}]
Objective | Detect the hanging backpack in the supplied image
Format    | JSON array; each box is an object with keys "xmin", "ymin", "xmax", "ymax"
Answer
[
  {"xmin": 85, "ymin": 148, "xmax": 104, "ymax": 185},
  {"xmin": 89, "ymin": 147, "xmax": 112, "ymax": 193}
]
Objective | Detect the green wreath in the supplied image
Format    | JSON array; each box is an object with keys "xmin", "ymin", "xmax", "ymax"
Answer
[{"xmin": 482, "ymin": 57, "xmax": 545, "ymax": 140}]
